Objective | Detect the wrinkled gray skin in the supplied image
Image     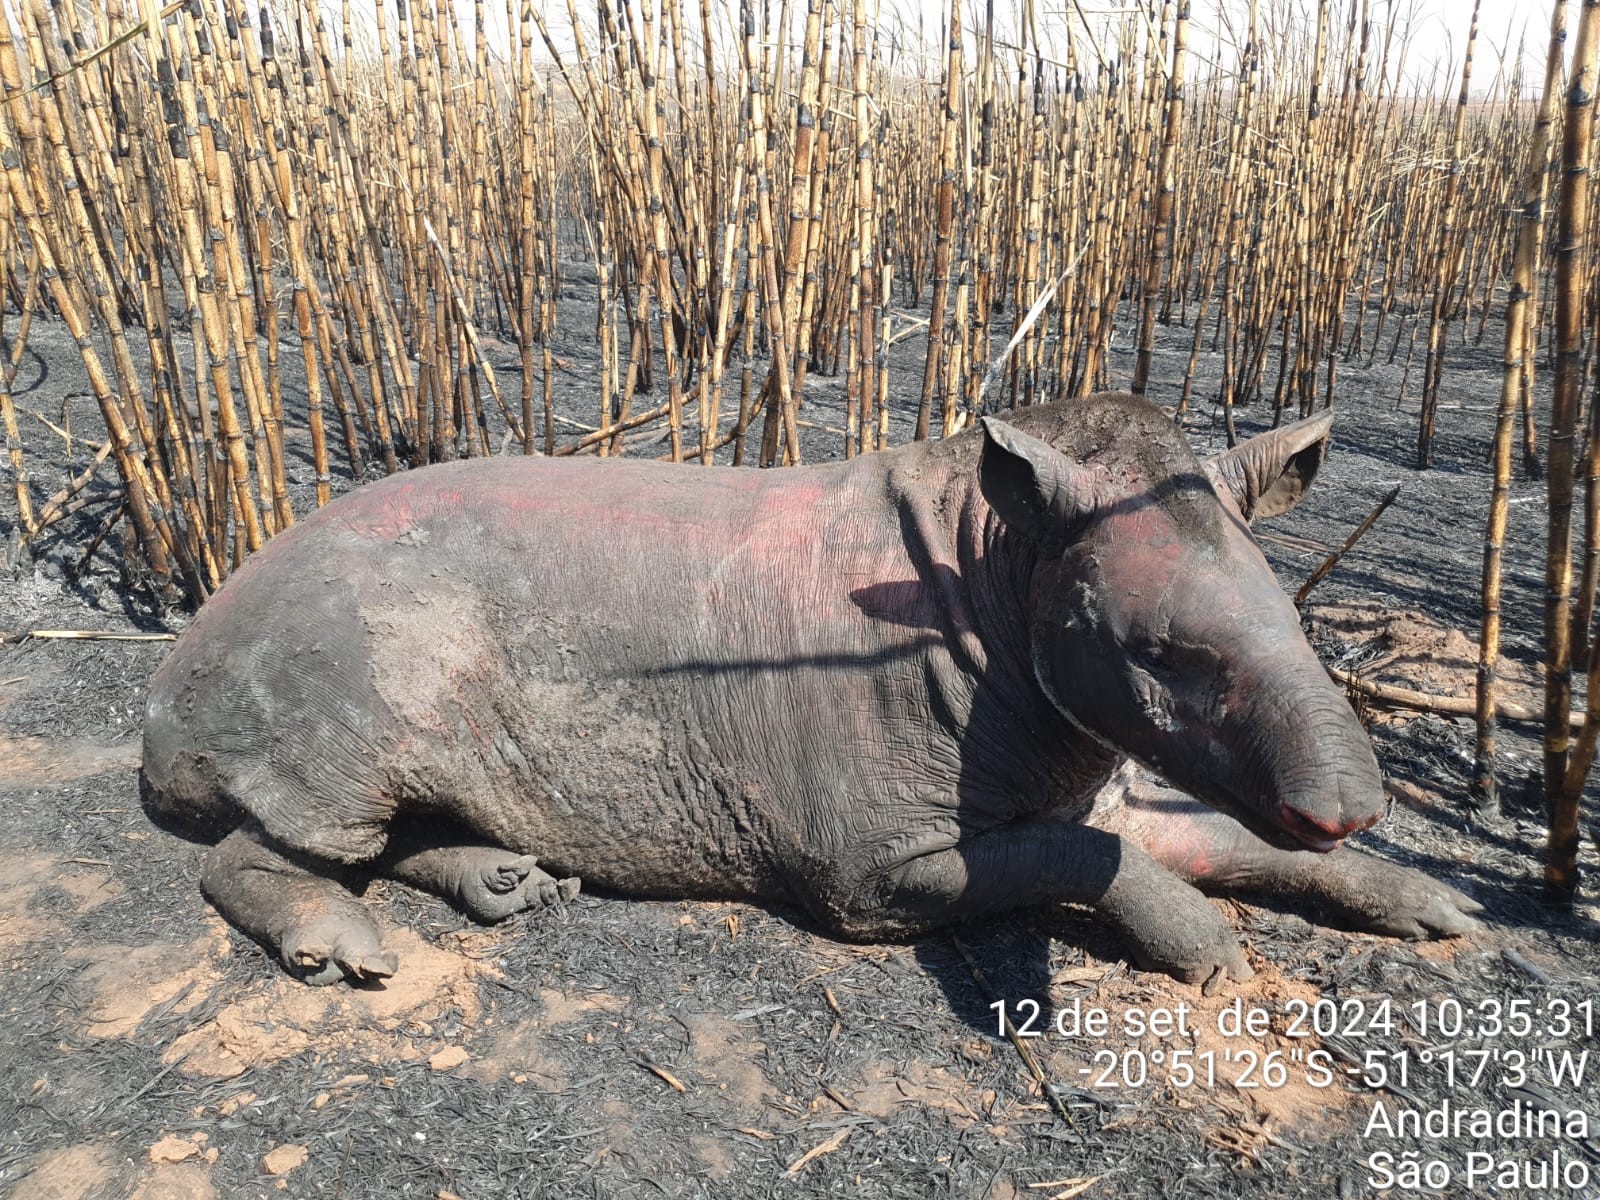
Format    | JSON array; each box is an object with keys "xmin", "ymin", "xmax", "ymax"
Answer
[{"xmin": 141, "ymin": 394, "xmax": 1480, "ymax": 988}]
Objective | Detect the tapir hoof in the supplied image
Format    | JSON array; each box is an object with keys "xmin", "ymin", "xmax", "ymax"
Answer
[
  {"xmin": 1115, "ymin": 888, "xmax": 1255, "ymax": 988},
  {"xmin": 282, "ymin": 914, "xmax": 399, "ymax": 987},
  {"xmin": 460, "ymin": 853, "xmax": 581, "ymax": 923},
  {"xmin": 1316, "ymin": 851, "xmax": 1484, "ymax": 940},
  {"xmin": 1158, "ymin": 937, "xmax": 1255, "ymax": 992},
  {"xmin": 1378, "ymin": 872, "xmax": 1483, "ymax": 940}
]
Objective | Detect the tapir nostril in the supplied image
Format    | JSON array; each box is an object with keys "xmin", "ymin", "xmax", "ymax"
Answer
[
  {"xmin": 1347, "ymin": 805, "xmax": 1384, "ymax": 834},
  {"xmin": 1276, "ymin": 801, "xmax": 1362, "ymax": 851}
]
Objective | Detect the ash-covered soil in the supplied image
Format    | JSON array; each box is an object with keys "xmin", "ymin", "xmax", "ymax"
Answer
[{"xmin": 1, "ymin": 287, "xmax": 1597, "ymax": 1200}]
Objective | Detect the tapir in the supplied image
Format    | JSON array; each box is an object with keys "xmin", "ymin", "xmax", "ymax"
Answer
[{"xmin": 141, "ymin": 394, "xmax": 1480, "ymax": 988}]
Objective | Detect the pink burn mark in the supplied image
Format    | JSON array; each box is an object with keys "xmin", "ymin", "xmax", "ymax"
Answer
[
  {"xmin": 459, "ymin": 700, "xmax": 489, "ymax": 746},
  {"xmin": 361, "ymin": 494, "xmax": 417, "ymax": 541},
  {"xmin": 501, "ymin": 461, "xmax": 825, "ymax": 534},
  {"xmin": 329, "ymin": 481, "xmax": 497, "ymax": 543},
  {"xmin": 1095, "ymin": 513, "xmax": 1186, "ymax": 591},
  {"xmin": 290, "ymin": 461, "xmax": 842, "ymax": 609}
]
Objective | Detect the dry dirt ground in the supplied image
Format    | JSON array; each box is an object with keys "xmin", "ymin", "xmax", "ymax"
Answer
[{"xmin": 1, "ymin": 289, "xmax": 1598, "ymax": 1199}]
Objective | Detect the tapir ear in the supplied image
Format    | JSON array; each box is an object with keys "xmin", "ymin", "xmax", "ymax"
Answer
[
  {"xmin": 1203, "ymin": 410, "xmax": 1333, "ymax": 522},
  {"xmin": 978, "ymin": 417, "xmax": 1100, "ymax": 544}
]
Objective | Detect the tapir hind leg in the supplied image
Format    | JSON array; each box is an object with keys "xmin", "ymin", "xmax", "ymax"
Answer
[
  {"xmin": 202, "ymin": 820, "xmax": 397, "ymax": 986},
  {"xmin": 377, "ymin": 818, "xmax": 580, "ymax": 922},
  {"xmin": 1098, "ymin": 778, "xmax": 1482, "ymax": 940}
]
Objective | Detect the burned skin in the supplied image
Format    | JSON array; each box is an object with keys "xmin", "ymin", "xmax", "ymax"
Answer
[{"xmin": 142, "ymin": 394, "xmax": 1481, "ymax": 988}]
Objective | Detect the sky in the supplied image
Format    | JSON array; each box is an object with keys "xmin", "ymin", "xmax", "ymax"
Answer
[
  {"xmin": 1399, "ymin": 0, "xmax": 1555, "ymax": 69},
  {"xmin": 404, "ymin": 0, "xmax": 1566, "ymax": 98},
  {"xmin": 1156, "ymin": 0, "xmax": 1559, "ymax": 95}
]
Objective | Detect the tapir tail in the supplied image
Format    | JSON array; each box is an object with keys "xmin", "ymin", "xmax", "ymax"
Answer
[
  {"xmin": 139, "ymin": 693, "xmax": 246, "ymax": 844},
  {"xmin": 139, "ymin": 767, "xmax": 246, "ymax": 844}
]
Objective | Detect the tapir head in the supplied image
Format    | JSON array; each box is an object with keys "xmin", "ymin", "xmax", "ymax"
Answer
[{"xmin": 978, "ymin": 400, "xmax": 1383, "ymax": 851}]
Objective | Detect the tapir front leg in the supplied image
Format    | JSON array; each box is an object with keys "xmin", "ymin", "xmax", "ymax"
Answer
[
  {"xmin": 1099, "ymin": 778, "xmax": 1483, "ymax": 939},
  {"xmin": 840, "ymin": 821, "xmax": 1256, "ymax": 986}
]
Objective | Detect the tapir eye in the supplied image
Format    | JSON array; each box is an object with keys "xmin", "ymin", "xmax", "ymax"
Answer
[
  {"xmin": 1130, "ymin": 642, "xmax": 1166, "ymax": 672},
  {"xmin": 1129, "ymin": 665, "xmax": 1177, "ymax": 731}
]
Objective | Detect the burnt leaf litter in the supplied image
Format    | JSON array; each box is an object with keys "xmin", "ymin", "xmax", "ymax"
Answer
[{"xmin": 1, "ymin": 299, "xmax": 1597, "ymax": 1199}]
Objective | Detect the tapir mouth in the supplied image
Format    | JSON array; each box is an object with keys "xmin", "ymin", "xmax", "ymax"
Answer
[{"xmin": 1275, "ymin": 801, "xmax": 1350, "ymax": 852}]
